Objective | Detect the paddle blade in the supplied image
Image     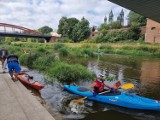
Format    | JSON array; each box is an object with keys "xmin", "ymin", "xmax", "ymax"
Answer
[
  {"xmin": 73, "ymin": 97, "xmax": 87, "ymax": 104},
  {"xmin": 113, "ymin": 81, "xmax": 121, "ymax": 89},
  {"xmin": 121, "ymin": 83, "xmax": 134, "ymax": 89}
]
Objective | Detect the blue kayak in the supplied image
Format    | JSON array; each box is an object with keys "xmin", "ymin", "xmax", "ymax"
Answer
[{"xmin": 64, "ymin": 85, "xmax": 160, "ymax": 111}]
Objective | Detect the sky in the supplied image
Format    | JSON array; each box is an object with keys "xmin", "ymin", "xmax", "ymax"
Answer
[{"xmin": 0, "ymin": 0, "xmax": 130, "ymax": 31}]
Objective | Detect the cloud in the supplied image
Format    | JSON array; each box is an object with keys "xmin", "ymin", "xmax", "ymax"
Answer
[{"xmin": 0, "ymin": 0, "xmax": 129, "ymax": 30}]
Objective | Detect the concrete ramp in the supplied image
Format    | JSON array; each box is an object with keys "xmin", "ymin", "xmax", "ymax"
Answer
[{"xmin": 0, "ymin": 65, "xmax": 56, "ymax": 120}]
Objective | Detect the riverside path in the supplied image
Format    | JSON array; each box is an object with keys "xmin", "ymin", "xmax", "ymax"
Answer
[{"xmin": 0, "ymin": 63, "xmax": 56, "ymax": 120}]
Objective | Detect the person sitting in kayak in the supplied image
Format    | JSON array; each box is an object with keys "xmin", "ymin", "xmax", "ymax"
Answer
[{"xmin": 89, "ymin": 74, "xmax": 113, "ymax": 96}]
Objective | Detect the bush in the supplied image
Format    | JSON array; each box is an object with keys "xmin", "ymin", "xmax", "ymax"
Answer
[
  {"xmin": 127, "ymin": 25, "xmax": 141, "ymax": 40},
  {"xmin": 94, "ymin": 35, "xmax": 105, "ymax": 43},
  {"xmin": 48, "ymin": 62, "xmax": 96, "ymax": 83},
  {"xmin": 95, "ymin": 25, "xmax": 141, "ymax": 43},
  {"xmin": 37, "ymin": 46, "xmax": 46, "ymax": 52},
  {"xmin": 33, "ymin": 54, "xmax": 56, "ymax": 70},
  {"xmin": 59, "ymin": 47, "xmax": 69, "ymax": 57},
  {"xmin": 95, "ymin": 30, "xmax": 128, "ymax": 43},
  {"xmin": 19, "ymin": 52, "xmax": 41, "ymax": 68},
  {"xmin": 53, "ymin": 42, "xmax": 65, "ymax": 50}
]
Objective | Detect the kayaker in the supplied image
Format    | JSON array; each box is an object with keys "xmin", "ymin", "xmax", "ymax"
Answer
[
  {"xmin": 3, "ymin": 51, "xmax": 21, "ymax": 81},
  {"xmin": 0, "ymin": 47, "xmax": 8, "ymax": 68},
  {"xmin": 89, "ymin": 74, "xmax": 113, "ymax": 96}
]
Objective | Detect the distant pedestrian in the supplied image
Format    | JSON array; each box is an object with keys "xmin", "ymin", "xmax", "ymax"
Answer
[
  {"xmin": 0, "ymin": 47, "xmax": 8, "ymax": 68},
  {"xmin": 3, "ymin": 51, "xmax": 21, "ymax": 81}
]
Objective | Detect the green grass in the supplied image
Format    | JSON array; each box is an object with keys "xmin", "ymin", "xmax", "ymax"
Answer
[{"xmin": 1, "ymin": 41, "xmax": 160, "ymax": 83}]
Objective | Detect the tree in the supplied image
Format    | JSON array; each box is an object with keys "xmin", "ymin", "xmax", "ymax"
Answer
[
  {"xmin": 71, "ymin": 17, "xmax": 90, "ymax": 42},
  {"xmin": 57, "ymin": 17, "xmax": 68, "ymax": 36},
  {"xmin": 99, "ymin": 21, "xmax": 122, "ymax": 32},
  {"xmin": 66, "ymin": 18, "xmax": 79, "ymax": 39},
  {"xmin": 57, "ymin": 17, "xmax": 79, "ymax": 38},
  {"xmin": 99, "ymin": 23, "xmax": 108, "ymax": 31},
  {"xmin": 128, "ymin": 11, "xmax": 146, "ymax": 26},
  {"xmin": 91, "ymin": 26, "xmax": 96, "ymax": 32},
  {"xmin": 4, "ymin": 37, "xmax": 21, "ymax": 42},
  {"xmin": 127, "ymin": 25, "xmax": 141, "ymax": 40},
  {"xmin": 4, "ymin": 37, "xmax": 13, "ymax": 43},
  {"xmin": 38, "ymin": 26, "xmax": 53, "ymax": 35},
  {"xmin": 0, "ymin": 37, "xmax": 5, "ymax": 42},
  {"xmin": 57, "ymin": 17, "xmax": 90, "ymax": 42},
  {"xmin": 109, "ymin": 21, "xmax": 122, "ymax": 29}
]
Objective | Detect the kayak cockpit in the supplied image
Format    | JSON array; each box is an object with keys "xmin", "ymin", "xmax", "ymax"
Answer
[{"xmin": 77, "ymin": 87, "xmax": 121, "ymax": 96}]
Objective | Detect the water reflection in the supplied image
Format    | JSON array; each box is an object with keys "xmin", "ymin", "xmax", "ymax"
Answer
[{"xmin": 140, "ymin": 60, "xmax": 160, "ymax": 99}]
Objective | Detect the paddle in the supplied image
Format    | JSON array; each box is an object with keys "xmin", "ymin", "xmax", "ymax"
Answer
[
  {"xmin": 120, "ymin": 83, "xmax": 134, "ymax": 90},
  {"xmin": 73, "ymin": 90, "xmax": 110, "ymax": 103},
  {"xmin": 73, "ymin": 83, "xmax": 134, "ymax": 103}
]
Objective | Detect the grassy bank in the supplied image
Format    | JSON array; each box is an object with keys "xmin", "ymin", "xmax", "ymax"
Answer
[
  {"xmin": 63, "ymin": 42, "xmax": 160, "ymax": 57},
  {"xmin": 0, "ymin": 42, "xmax": 97, "ymax": 83},
  {"xmin": 0, "ymin": 41, "xmax": 160, "ymax": 83}
]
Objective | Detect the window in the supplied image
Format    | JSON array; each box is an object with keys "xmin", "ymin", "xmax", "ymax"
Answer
[{"xmin": 151, "ymin": 27, "xmax": 156, "ymax": 30}]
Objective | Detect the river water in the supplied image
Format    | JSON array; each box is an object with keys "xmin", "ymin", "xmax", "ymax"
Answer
[{"xmin": 25, "ymin": 54, "xmax": 160, "ymax": 120}]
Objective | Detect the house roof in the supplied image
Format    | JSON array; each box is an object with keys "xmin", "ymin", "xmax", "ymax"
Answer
[{"xmin": 50, "ymin": 32, "xmax": 61, "ymax": 37}]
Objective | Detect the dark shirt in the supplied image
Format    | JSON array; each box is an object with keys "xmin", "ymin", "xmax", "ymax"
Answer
[{"xmin": 7, "ymin": 54, "xmax": 19, "ymax": 63}]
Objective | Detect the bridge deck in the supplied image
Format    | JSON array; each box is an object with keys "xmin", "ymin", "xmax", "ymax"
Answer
[
  {"xmin": 0, "ymin": 64, "xmax": 56, "ymax": 120},
  {"xmin": 108, "ymin": 0, "xmax": 160, "ymax": 23}
]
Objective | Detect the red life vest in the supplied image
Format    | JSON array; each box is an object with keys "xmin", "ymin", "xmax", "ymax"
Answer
[{"xmin": 94, "ymin": 79, "xmax": 104, "ymax": 92}]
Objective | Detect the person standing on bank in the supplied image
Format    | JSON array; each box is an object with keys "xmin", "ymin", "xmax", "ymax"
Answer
[
  {"xmin": 89, "ymin": 74, "xmax": 112, "ymax": 96},
  {"xmin": 3, "ymin": 52, "xmax": 21, "ymax": 81},
  {"xmin": 0, "ymin": 47, "xmax": 8, "ymax": 68}
]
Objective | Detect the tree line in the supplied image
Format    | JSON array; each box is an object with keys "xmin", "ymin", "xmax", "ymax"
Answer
[{"xmin": 0, "ymin": 11, "xmax": 147, "ymax": 43}]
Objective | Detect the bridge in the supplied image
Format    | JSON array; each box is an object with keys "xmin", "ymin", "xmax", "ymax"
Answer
[
  {"xmin": 108, "ymin": 0, "xmax": 160, "ymax": 23},
  {"xmin": 0, "ymin": 23, "xmax": 55, "ymax": 42}
]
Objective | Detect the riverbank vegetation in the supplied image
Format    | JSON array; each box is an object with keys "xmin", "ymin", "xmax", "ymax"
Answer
[
  {"xmin": 0, "ymin": 42, "xmax": 98, "ymax": 83},
  {"xmin": 0, "ymin": 41, "xmax": 159, "ymax": 84}
]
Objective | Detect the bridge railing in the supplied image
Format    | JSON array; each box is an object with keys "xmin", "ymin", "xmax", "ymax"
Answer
[{"xmin": 0, "ymin": 23, "xmax": 41, "ymax": 35}]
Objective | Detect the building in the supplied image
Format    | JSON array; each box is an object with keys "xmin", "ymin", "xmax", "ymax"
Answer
[
  {"xmin": 117, "ymin": 9, "xmax": 124, "ymax": 26},
  {"xmin": 49, "ymin": 32, "xmax": 61, "ymax": 42},
  {"xmin": 104, "ymin": 16, "xmax": 107, "ymax": 23},
  {"xmin": 109, "ymin": 10, "xmax": 114, "ymax": 23},
  {"xmin": 145, "ymin": 19, "xmax": 160, "ymax": 43},
  {"xmin": 105, "ymin": 9, "xmax": 124, "ymax": 26}
]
